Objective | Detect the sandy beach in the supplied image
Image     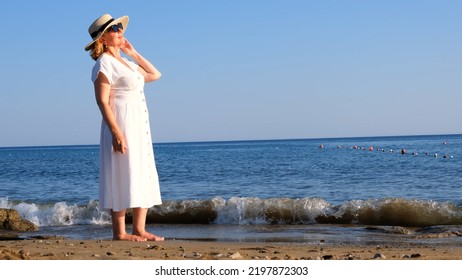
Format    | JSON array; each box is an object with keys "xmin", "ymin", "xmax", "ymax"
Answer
[{"xmin": 1, "ymin": 237, "xmax": 461, "ymax": 260}]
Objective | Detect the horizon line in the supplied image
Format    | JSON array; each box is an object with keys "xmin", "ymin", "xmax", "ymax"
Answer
[{"xmin": 1, "ymin": 133, "xmax": 460, "ymax": 149}]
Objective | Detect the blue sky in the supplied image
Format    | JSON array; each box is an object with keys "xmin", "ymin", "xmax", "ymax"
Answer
[{"xmin": 1, "ymin": 0, "xmax": 461, "ymax": 147}]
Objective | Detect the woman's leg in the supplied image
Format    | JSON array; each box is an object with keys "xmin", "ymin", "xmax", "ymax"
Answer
[
  {"xmin": 112, "ymin": 209, "xmax": 146, "ymax": 241},
  {"xmin": 132, "ymin": 207, "xmax": 164, "ymax": 241}
]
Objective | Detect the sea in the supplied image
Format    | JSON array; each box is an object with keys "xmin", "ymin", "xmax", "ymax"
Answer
[{"xmin": 1, "ymin": 134, "xmax": 462, "ymax": 245}]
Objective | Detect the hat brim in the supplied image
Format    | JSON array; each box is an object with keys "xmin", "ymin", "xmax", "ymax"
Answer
[{"xmin": 85, "ymin": 16, "xmax": 129, "ymax": 51}]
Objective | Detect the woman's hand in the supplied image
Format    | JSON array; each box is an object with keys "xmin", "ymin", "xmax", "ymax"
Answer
[
  {"xmin": 120, "ymin": 38, "xmax": 161, "ymax": 82},
  {"xmin": 112, "ymin": 131, "xmax": 127, "ymax": 154},
  {"xmin": 120, "ymin": 38, "xmax": 137, "ymax": 57}
]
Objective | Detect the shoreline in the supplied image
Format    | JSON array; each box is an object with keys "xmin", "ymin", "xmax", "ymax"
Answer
[{"xmin": 1, "ymin": 237, "xmax": 462, "ymax": 260}]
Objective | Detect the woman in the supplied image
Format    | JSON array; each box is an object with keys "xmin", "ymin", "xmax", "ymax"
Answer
[{"xmin": 85, "ymin": 14, "xmax": 164, "ymax": 241}]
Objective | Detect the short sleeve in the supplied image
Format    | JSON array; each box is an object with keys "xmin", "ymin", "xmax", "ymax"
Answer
[{"xmin": 91, "ymin": 55, "xmax": 116, "ymax": 84}]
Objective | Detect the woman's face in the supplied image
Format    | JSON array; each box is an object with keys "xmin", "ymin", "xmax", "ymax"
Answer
[{"xmin": 100, "ymin": 24, "xmax": 125, "ymax": 48}]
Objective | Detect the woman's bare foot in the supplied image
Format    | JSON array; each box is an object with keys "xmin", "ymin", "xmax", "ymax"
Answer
[
  {"xmin": 113, "ymin": 233, "xmax": 147, "ymax": 242},
  {"xmin": 134, "ymin": 230, "xmax": 164, "ymax": 241}
]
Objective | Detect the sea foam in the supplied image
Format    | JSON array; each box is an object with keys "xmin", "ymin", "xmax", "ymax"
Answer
[{"xmin": 2, "ymin": 196, "xmax": 461, "ymax": 227}]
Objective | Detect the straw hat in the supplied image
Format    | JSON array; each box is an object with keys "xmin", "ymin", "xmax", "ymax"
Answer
[{"xmin": 84, "ymin": 14, "xmax": 129, "ymax": 51}]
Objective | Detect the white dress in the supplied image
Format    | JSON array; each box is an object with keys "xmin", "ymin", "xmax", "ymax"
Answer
[{"xmin": 91, "ymin": 53, "xmax": 162, "ymax": 211}]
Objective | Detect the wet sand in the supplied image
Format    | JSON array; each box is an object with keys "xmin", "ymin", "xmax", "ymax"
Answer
[{"xmin": 1, "ymin": 237, "xmax": 462, "ymax": 260}]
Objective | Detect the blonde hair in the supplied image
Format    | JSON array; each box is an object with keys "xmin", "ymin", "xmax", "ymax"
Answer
[{"xmin": 90, "ymin": 40, "xmax": 106, "ymax": 61}]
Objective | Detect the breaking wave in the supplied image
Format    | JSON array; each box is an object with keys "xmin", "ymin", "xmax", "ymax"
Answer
[{"xmin": 2, "ymin": 196, "xmax": 462, "ymax": 227}]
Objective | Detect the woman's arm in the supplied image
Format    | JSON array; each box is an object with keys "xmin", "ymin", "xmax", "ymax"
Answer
[
  {"xmin": 121, "ymin": 39, "xmax": 162, "ymax": 83},
  {"xmin": 94, "ymin": 72, "xmax": 127, "ymax": 154}
]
